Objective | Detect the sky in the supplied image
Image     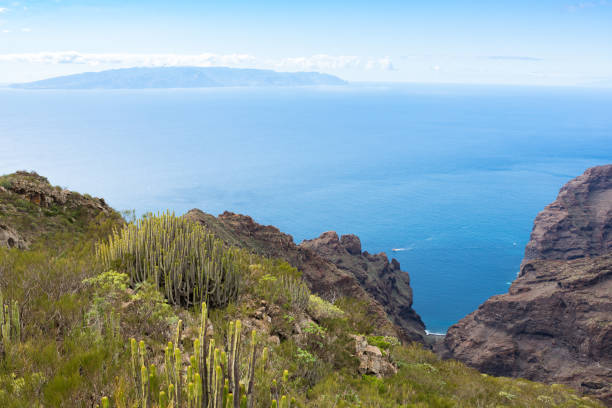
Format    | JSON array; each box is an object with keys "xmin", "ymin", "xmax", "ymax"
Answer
[{"xmin": 0, "ymin": 0, "xmax": 611, "ymax": 86}]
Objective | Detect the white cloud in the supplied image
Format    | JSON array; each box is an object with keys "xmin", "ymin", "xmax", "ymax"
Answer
[
  {"xmin": 20, "ymin": 27, "xmax": 32, "ymax": 32},
  {"xmin": 1, "ymin": 29, "xmax": 10, "ymax": 33},
  {"xmin": 0, "ymin": 7, "xmax": 7, "ymax": 13},
  {"xmin": 0, "ymin": 51, "xmax": 257, "ymax": 67},
  {"xmin": 432, "ymin": 65, "xmax": 441, "ymax": 71},
  {"xmin": 275, "ymin": 54, "xmax": 395, "ymax": 71},
  {"xmin": 0, "ymin": 51, "xmax": 395, "ymax": 72},
  {"xmin": 568, "ymin": 0, "xmax": 608, "ymax": 11}
]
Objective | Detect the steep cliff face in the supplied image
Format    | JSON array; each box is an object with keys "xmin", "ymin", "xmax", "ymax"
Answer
[
  {"xmin": 524, "ymin": 164, "xmax": 612, "ymax": 263},
  {"xmin": 300, "ymin": 231, "xmax": 426, "ymax": 343},
  {"xmin": 439, "ymin": 165, "xmax": 612, "ymax": 405},
  {"xmin": 184, "ymin": 209, "xmax": 427, "ymax": 343}
]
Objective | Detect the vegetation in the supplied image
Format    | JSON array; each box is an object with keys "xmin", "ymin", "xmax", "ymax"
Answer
[
  {"xmin": 0, "ymin": 174, "xmax": 606, "ymax": 407},
  {"xmin": 105, "ymin": 304, "xmax": 293, "ymax": 408}
]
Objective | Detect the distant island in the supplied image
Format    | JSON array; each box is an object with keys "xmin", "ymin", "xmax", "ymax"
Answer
[{"xmin": 10, "ymin": 66, "xmax": 348, "ymax": 89}]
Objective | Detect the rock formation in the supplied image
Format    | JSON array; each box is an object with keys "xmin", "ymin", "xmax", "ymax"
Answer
[
  {"xmin": 351, "ymin": 335, "xmax": 397, "ymax": 377},
  {"xmin": 439, "ymin": 164, "xmax": 612, "ymax": 405},
  {"xmin": 183, "ymin": 209, "xmax": 427, "ymax": 343},
  {"xmin": 0, "ymin": 224, "xmax": 28, "ymax": 249},
  {"xmin": 0, "ymin": 171, "xmax": 115, "ymax": 244},
  {"xmin": 524, "ymin": 164, "xmax": 612, "ymax": 263},
  {"xmin": 300, "ymin": 231, "xmax": 426, "ymax": 344}
]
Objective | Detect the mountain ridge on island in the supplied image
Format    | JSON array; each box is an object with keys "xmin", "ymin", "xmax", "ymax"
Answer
[{"xmin": 10, "ymin": 66, "xmax": 348, "ymax": 90}]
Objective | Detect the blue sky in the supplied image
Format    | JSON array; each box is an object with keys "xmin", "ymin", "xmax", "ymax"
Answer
[{"xmin": 1, "ymin": 0, "xmax": 611, "ymax": 85}]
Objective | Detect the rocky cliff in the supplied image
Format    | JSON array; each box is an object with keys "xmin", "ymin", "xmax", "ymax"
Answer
[
  {"xmin": 183, "ymin": 209, "xmax": 427, "ymax": 343},
  {"xmin": 300, "ymin": 231, "xmax": 425, "ymax": 343},
  {"xmin": 0, "ymin": 171, "xmax": 114, "ymax": 248},
  {"xmin": 439, "ymin": 165, "xmax": 612, "ymax": 405},
  {"xmin": 524, "ymin": 165, "xmax": 612, "ymax": 263}
]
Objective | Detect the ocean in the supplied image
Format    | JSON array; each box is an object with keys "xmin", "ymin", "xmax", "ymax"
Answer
[{"xmin": 1, "ymin": 83, "xmax": 611, "ymax": 333}]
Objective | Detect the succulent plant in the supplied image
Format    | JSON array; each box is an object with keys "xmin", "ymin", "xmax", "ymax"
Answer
[
  {"xmin": 100, "ymin": 303, "xmax": 292, "ymax": 407},
  {"xmin": 96, "ymin": 212, "xmax": 240, "ymax": 308}
]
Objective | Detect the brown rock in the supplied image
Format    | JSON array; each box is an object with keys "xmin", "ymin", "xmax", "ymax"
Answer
[
  {"xmin": 5, "ymin": 171, "xmax": 112, "ymax": 214},
  {"xmin": 301, "ymin": 231, "xmax": 426, "ymax": 343},
  {"xmin": 523, "ymin": 164, "xmax": 612, "ymax": 264},
  {"xmin": 0, "ymin": 224, "xmax": 28, "ymax": 249},
  {"xmin": 440, "ymin": 165, "xmax": 612, "ymax": 405},
  {"xmin": 340, "ymin": 234, "xmax": 362, "ymax": 255},
  {"xmin": 0, "ymin": 171, "xmax": 117, "ymax": 245},
  {"xmin": 183, "ymin": 209, "xmax": 426, "ymax": 343},
  {"xmin": 351, "ymin": 335, "xmax": 397, "ymax": 377}
]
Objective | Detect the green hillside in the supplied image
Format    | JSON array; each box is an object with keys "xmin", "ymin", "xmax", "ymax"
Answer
[{"xmin": 0, "ymin": 172, "xmax": 604, "ymax": 407}]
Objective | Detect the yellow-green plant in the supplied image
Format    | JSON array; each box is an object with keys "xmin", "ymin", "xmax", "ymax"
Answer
[
  {"xmin": 0, "ymin": 291, "xmax": 20, "ymax": 355},
  {"xmin": 104, "ymin": 303, "xmax": 292, "ymax": 408},
  {"xmin": 96, "ymin": 212, "xmax": 241, "ymax": 307}
]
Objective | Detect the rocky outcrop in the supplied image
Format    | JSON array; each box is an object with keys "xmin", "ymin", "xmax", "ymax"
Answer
[
  {"xmin": 183, "ymin": 209, "xmax": 427, "ymax": 343},
  {"xmin": 439, "ymin": 165, "xmax": 612, "ymax": 405},
  {"xmin": 524, "ymin": 164, "xmax": 612, "ymax": 263},
  {"xmin": 0, "ymin": 171, "xmax": 116, "ymax": 244},
  {"xmin": 0, "ymin": 224, "xmax": 28, "ymax": 249},
  {"xmin": 351, "ymin": 335, "xmax": 397, "ymax": 377},
  {"xmin": 3, "ymin": 171, "xmax": 111, "ymax": 214},
  {"xmin": 300, "ymin": 231, "xmax": 426, "ymax": 343}
]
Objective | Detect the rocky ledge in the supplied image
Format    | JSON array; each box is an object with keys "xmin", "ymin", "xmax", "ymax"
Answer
[
  {"xmin": 439, "ymin": 164, "xmax": 612, "ymax": 405},
  {"xmin": 0, "ymin": 171, "xmax": 114, "ymax": 248},
  {"xmin": 300, "ymin": 231, "xmax": 426, "ymax": 343},
  {"xmin": 184, "ymin": 209, "xmax": 427, "ymax": 343}
]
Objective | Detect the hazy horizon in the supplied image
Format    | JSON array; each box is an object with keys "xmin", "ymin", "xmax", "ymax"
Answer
[
  {"xmin": 5, "ymin": 67, "xmax": 612, "ymax": 90},
  {"xmin": 1, "ymin": 1, "xmax": 611, "ymax": 86}
]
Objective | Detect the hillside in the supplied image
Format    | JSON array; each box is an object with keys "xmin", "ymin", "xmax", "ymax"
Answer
[
  {"xmin": 10, "ymin": 67, "xmax": 347, "ymax": 90},
  {"xmin": 0, "ymin": 171, "xmax": 606, "ymax": 407}
]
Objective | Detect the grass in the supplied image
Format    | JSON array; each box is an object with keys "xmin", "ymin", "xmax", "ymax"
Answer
[{"xmin": 0, "ymin": 173, "xmax": 606, "ymax": 407}]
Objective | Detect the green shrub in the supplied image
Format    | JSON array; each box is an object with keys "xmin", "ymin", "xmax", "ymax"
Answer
[
  {"xmin": 97, "ymin": 212, "xmax": 241, "ymax": 308},
  {"xmin": 252, "ymin": 261, "xmax": 309, "ymax": 311},
  {"xmin": 306, "ymin": 295, "xmax": 344, "ymax": 321},
  {"xmin": 366, "ymin": 336, "xmax": 400, "ymax": 351}
]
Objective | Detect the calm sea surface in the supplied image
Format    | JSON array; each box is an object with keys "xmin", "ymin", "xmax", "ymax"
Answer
[{"xmin": 1, "ymin": 83, "xmax": 611, "ymax": 333}]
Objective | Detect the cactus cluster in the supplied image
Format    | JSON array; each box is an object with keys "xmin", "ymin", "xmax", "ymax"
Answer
[
  {"xmin": 0, "ymin": 291, "xmax": 20, "ymax": 355},
  {"xmin": 96, "ymin": 212, "xmax": 241, "ymax": 308},
  {"xmin": 277, "ymin": 275, "xmax": 309, "ymax": 310},
  {"xmin": 101, "ymin": 303, "xmax": 293, "ymax": 408}
]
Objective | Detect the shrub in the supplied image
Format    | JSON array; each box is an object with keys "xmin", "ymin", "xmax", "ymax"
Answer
[
  {"xmin": 252, "ymin": 261, "xmax": 309, "ymax": 311},
  {"xmin": 96, "ymin": 212, "xmax": 241, "ymax": 308},
  {"xmin": 306, "ymin": 295, "xmax": 344, "ymax": 321}
]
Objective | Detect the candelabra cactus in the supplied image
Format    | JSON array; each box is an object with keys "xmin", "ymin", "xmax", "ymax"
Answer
[
  {"xmin": 96, "ymin": 212, "xmax": 241, "ymax": 307},
  {"xmin": 0, "ymin": 291, "xmax": 20, "ymax": 356},
  {"xmin": 101, "ymin": 303, "xmax": 294, "ymax": 408}
]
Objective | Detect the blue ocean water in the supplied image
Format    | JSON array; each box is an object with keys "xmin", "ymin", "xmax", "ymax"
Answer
[{"xmin": 1, "ymin": 83, "xmax": 611, "ymax": 333}]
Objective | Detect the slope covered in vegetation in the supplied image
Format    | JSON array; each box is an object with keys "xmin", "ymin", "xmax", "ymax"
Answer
[{"xmin": 0, "ymin": 171, "xmax": 605, "ymax": 407}]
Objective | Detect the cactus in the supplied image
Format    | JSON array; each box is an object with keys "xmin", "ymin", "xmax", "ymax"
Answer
[
  {"xmin": 104, "ymin": 304, "xmax": 292, "ymax": 408},
  {"xmin": 96, "ymin": 212, "xmax": 241, "ymax": 308},
  {"xmin": 1, "ymin": 292, "xmax": 20, "ymax": 357},
  {"xmin": 149, "ymin": 364, "xmax": 159, "ymax": 404},
  {"xmin": 130, "ymin": 338, "xmax": 139, "ymax": 386},
  {"xmin": 141, "ymin": 365, "xmax": 149, "ymax": 408},
  {"xmin": 159, "ymin": 391, "xmax": 168, "ymax": 408}
]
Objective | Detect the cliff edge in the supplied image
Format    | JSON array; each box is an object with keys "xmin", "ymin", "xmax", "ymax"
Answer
[
  {"xmin": 439, "ymin": 164, "xmax": 612, "ymax": 405},
  {"xmin": 300, "ymin": 231, "xmax": 426, "ymax": 343},
  {"xmin": 184, "ymin": 209, "xmax": 427, "ymax": 343}
]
